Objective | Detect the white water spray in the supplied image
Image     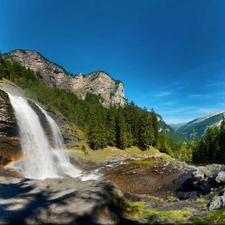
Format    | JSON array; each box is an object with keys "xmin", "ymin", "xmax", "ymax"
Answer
[{"xmin": 8, "ymin": 94, "xmax": 81, "ymax": 179}]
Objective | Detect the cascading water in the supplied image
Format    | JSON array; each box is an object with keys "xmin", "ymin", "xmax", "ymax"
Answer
[
  {"xmin": 37, "ymin": 105, "xmax": 81, "ymax": 177},
  {"xmin": 8, "ymin": 93, "xmax": 81, "ymax": 179}
]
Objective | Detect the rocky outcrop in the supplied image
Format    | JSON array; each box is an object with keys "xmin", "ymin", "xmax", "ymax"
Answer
[
  {"xmin": 5, "ymin": 50, "xmax": 126, "ymax": 107},
  {"xmin": 176, "ymin": 163, "xmax": 225, "ymax": 211},
  {"xmin": 0, "ymin": 90, "xmax": 21, "ymax": 165},
  {"xmin": 0, "ymin": 177, "xmax": 126, "ymax": 225},
  {"xmin": 69, "ymin": 71, "xmax": 125, "ymax": 107}
]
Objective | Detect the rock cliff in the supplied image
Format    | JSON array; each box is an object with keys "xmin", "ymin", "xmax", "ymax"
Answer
[
  {"xmin": 0, "ymin": 90, "xmax": 21, "ymax": 165},
  {"xmin": 5, "ymin": 50, "xmax": 126, "ymax": 107}
]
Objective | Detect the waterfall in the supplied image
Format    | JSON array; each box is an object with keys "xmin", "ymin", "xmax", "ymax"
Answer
[
  {"xmin": 37, "ymin": 105, "xmax": 81, "ymax": 178},
  {"xmin": 8, "ymin": 93, "xmax": 81, "ymax": 179}
]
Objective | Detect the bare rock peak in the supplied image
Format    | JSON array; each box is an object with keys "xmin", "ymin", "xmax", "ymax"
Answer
[{"xmin": 5, "ymin": 49, "xmax": 126, "ymax": 107}]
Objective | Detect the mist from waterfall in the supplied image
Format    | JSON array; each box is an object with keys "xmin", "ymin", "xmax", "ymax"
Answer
[{"xmin": 8, "ymin": 94, "xmax": 81, "ymax": 179}]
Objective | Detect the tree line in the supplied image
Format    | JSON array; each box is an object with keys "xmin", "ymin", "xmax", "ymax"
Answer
[
  {"xmin": 87, "ymin": 104, "xmax": 158, "ymax": 150},
  {"xmin": 192, "ymin": 116, "xmax": 225, "ymax": 164}
]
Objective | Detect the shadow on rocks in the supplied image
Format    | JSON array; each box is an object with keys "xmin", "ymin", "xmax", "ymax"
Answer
[{"xmin": 0, "ymin": 178, "xmax": 144, "ymax": 225}]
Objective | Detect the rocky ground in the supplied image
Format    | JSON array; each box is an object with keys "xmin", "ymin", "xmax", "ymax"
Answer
[
  {"xmin": 1, "ymin": 154, "xmax": 225, "ymax": 224},
  {"xmin": 0, "ymin": 176, "xmax": 127, "ymax": 225}
]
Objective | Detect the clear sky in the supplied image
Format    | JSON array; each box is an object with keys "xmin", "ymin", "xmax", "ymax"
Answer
[{"xmin": 1, "ymin": 0, "xmax": 225, "ymax": 124}]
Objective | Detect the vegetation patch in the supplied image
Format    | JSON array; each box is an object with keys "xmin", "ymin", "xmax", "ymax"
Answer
[
  {"xmin": 134, "ymin": 159, "xmax": 157, "ymax": 166},
  {"xmin": 145, "ymin": 209, "xmax": 193, "ymax": 224},
  {"xmin": 191, "ymin": 209, "xmax": 225, "ymax": 225},
  {"xmin": 196, "ymin": 197, "xmax": 205, "ymax": 204},
  {"xmin": 71, "ymin": 145, "xmax": 163, "ymax": 164},
  {"xmin": 123, "ymin": 199, "xmax": 145, "ymax": 218}
]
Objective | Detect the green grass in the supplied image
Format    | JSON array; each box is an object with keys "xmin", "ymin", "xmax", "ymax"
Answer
[
  {"xmin": 191, "ymin": 209, "xmax": 225, "ymax": 225},
  {"xmin": 70, "ymin": 145, "xmax": 163, "ymax": 164},
  {"xmin": 160, "ymin": 153, "xmax": 173, "ymax": 161},
  {"xmin": 145, "ymin": 209, "xmax": 193, "ymax": 224},
  {"xmin": 123, "ymin": 199, "xmax": 145, "ymax": 218},
  {"xmin": 135, "ymin": 159, "xmax": 157, "ymax": 166},
  {"xmin": 196, "ymin": 198, "xmax": 205, "ymax": 204}
]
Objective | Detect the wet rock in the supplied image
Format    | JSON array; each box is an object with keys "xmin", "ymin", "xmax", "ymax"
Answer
[{"xmin": 0, "ymin": 90, "xmax": 21, "ymax": 164}]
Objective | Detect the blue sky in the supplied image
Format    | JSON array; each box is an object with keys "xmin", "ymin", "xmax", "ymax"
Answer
[{"xmin": 1, "ymin": 0, "xmax": 225, "ymax": 124}]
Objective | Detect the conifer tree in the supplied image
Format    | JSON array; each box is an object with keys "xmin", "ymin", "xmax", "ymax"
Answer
[
  {"xmin": 137, "ymin": 107, "xmax": 154, "ymax": 150},
  {"xmin": 115, "ymin": 106, "xmax": 129, "ymax": 149},
  {"xmin": 150, "ymin": 108, "xmax": 159, "ymax": 147},
  {"xmin": 87, "ymin": 105, "xmax": 107, "ymax": 150},
  {"xmin": 106, "ymin": 105, "xmax": 117, "ymax": 146}
]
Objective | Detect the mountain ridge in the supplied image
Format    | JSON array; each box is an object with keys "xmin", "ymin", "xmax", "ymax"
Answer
[
  {"xmin": 4, "ymin": 49, "xmax": 126, "ymax": 107},
  {"xmin": 176, "ymin": 111, "xmax": 225, "ymax": 140}
]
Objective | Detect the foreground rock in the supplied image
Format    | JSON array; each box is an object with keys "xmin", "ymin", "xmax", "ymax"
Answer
[{"xmin": 0, "ymin": 176, "xmax": 137, "ymax": 225}]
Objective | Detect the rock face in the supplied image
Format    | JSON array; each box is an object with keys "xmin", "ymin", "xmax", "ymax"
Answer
[
  {"xmin": 0, "ymin": 90, "xmax": 21, "ymax": 165},
  {"xmin": 5, "ymin": 50, "xmax": 126, "ymax": 107}
]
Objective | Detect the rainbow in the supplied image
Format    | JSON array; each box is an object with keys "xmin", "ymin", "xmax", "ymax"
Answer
[
  {"xmin": 3, "ymin": 149, "xmax": 80, "ymax": 170},
  {"xmin": 3, "ymin": 157, "xmax": 24, "ymax": 169}
]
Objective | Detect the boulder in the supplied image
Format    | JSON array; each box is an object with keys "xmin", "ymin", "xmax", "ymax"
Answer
[
  {"xmin": 208, "ymin": 192, "xmax": 225, "ymax": 211},
  {"xmin": 192, "ymin": 168, "xmax": 205, "ymax": 181},
  {"xmin": 177, "ymin": 164, "xmax": 225, "ymax": 200},
  {"xmin": 215, "ymin": 171, "xmax": 225, "ymax": 184},
  {"xmin": 200, "ymin": 164, "xmax": 224, "ymax": 178}
]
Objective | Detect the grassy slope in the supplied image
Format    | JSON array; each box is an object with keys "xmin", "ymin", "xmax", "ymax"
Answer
[{"xmin": 70, "ymin": 145, "xmax": 166, "ymax": 164}]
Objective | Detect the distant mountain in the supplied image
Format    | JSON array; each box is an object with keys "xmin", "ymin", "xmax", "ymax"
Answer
[
  {"xmin": 176, "ymin": 111, "xmax": 225, "ymax": 140},
  {"xmin": 157, "ymin": 115, "xmax": 186, "ymax": 143},
  {"xmin": 169, "ymin": 122, "xmax": 187, "ymax": 131},
  {"xmin": 4, "ymin": 49, "xmax": 126, "ymax": 107}
]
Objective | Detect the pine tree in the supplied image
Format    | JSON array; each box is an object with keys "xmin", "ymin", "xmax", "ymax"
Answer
[
  {"xmin": 150, "ymin": 108, "xmax": 159, "ymax": 147},
  {"xmin": 115, "ymin": 107, "xmax": 128, "ymax": 149},
  {"xmin": 106, "ymin": 105, "xmax": 117, "ymax": 146},
  {"xmin": 218, "ymin": 116, "xmax": 225, "ymax": 162},
  {"xmin": 87, "ymin": 105, "xmax": 107, "ymax": 150},
  {"xmin": 137, "ymin": 107, "xmax": 154, "ymax": 150}
]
